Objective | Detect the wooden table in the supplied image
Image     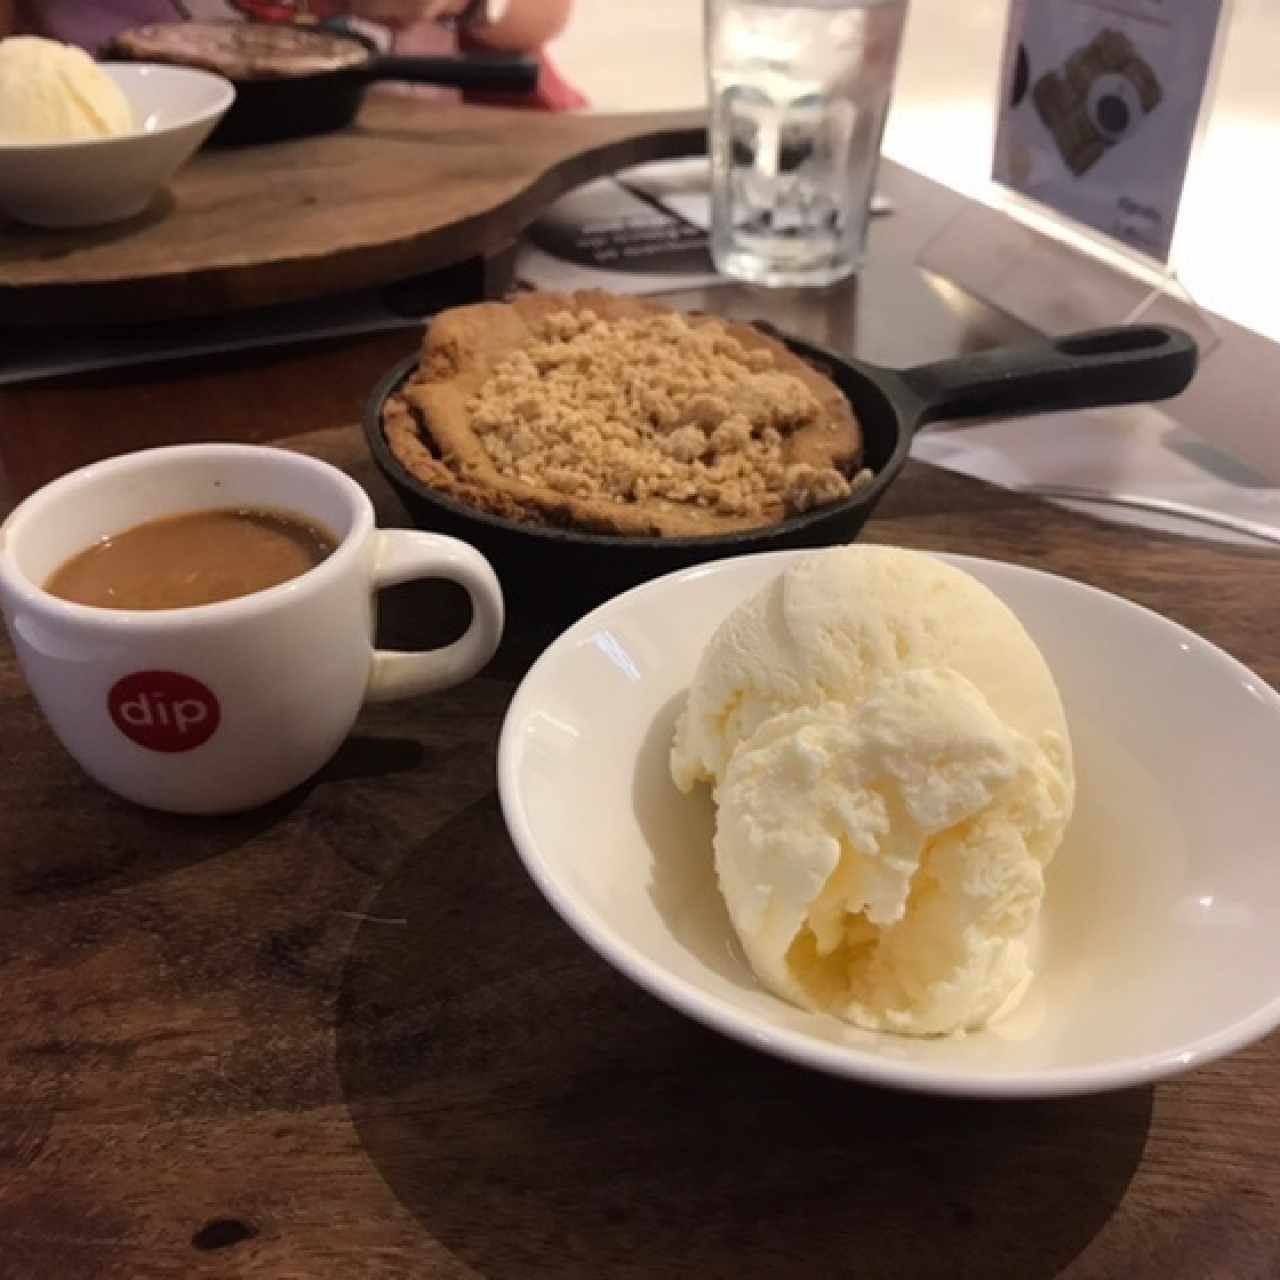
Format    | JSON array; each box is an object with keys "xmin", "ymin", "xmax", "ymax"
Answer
[{"xmin": 2, "ymin": 163, "xmax": 1279, "ymax": 1280}]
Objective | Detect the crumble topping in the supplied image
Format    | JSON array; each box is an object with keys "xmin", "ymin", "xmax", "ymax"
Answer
[{"xmin": 465, "ymin": 308, "xmax": 863, "ymax": 519}]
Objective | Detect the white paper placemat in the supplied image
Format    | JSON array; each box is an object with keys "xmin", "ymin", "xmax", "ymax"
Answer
[{"xmin": 912, "ymin": 402, "xmax": 1280, "ymax": 549}]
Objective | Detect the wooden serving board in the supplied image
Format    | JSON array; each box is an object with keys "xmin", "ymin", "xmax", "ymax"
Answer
[{"xmin": 0, "ymin": 102, "xmax": 704, "ymax": 326}]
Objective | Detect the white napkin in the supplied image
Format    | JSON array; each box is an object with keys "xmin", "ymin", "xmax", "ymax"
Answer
[{"xmin": 911, "ymin": 403, "xmax": 1280, "ymax": 550}]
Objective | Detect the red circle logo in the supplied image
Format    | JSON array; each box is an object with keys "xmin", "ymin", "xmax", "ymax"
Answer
[{"xmin": 107, "ymin": 671, "xmax": 221, "ymax": 753}]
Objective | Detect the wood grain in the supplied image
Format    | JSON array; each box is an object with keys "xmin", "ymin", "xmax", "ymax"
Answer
[
  {"xmin": 3, "ymin": 163, "xmax": 1279, "ymax": 1274},
  {"xmin": 0, "ymin": 103, "xmax": 703, "ymax": 325},
  {"xmin": 2, "ymin": 431, "xmax": 1279, "ymax": 1279}
]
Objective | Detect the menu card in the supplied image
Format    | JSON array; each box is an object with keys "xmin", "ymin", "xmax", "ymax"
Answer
[
  {"xmin": 992, "ymin": 0, "xmax": 1226, "ymax": 263},
  {"xmin": 517, "ymin": 157, "xmax": 892, "ymax": 295},
  {"xmin": 515, "ymin": 158, "xmax": 723, "ymax": 295}
]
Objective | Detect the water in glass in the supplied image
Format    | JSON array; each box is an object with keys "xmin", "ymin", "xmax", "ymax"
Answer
[{"xmin": 706, "ymin": 0, "xmax": 907, "ymax": 287}]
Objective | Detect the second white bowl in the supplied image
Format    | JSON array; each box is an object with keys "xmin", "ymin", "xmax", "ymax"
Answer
[{"xmin": 0, "ymin": 63, "xmax": 234, "ymax": 228}]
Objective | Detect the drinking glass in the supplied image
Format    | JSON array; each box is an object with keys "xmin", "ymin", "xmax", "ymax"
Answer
[{"xmin": 706, "ymin": 0, "xmax": 909, "ymax": 287}]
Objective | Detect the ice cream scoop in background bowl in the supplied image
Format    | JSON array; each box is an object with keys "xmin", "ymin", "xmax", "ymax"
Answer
[
  {"xmin": 498, "ymin": 548, "xmax": 1280, "ymax": 1098},
  {"xmin": 0, "ymin": 50, "xmax": 234, "ymax": 228}
]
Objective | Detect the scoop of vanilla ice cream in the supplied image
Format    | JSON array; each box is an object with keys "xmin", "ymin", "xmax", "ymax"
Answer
[
  {"xmin": 670, "ymin": 546, "xmax": 1074, "ymax": 1036},
  {"xmin": 714, "ymin": 670, "xmax": 1070, "ymax": 1033},
  {"xmin": 671, "ymin": 545, "xmax": 1070, "ymax": 790},
  {"xmin": 0, "ymin": 37, "xmax": 133, "ymax": 144}
]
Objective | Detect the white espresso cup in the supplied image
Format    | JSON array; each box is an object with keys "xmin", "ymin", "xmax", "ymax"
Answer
[{"xmin": 0, "ymin": 444, "xmax": 505, "ymax": 815}]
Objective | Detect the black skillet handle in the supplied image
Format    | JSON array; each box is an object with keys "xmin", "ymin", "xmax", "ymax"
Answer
[
  {"xmin": 357, "ymin": 54, "xmax": 539, "ymax": 93},
  {"xmin": 898, "ymin": 325, "xmax": 1198, "ymax": 430}
]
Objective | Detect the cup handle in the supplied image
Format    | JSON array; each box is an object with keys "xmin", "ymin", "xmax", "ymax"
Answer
[{"xmin": 365, "ymin": 530, "xmax": 504, "ymax": 703}]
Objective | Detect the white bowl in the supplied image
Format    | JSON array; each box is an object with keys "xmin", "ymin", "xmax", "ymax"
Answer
[
  {"xmin": 0, "ymin": 64, "xmax": 234, "ymax": 228},
  {"xmin": 498, "ymin": 549, "xmax": 1280, "ymax": 1098}
]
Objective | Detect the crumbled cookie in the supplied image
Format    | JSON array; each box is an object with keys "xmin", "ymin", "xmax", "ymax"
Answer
[{"xmin": 384, "ymin": 291, "xmax": 868, "ymax": 538}]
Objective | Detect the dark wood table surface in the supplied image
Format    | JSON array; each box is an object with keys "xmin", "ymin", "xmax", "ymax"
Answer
[{"xmin": 2, "ymin": 160, "xmax": 1278, "ymax": 1279}]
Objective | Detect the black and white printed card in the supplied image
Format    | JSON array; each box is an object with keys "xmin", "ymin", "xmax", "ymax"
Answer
[{"xmin": 993, "ymin": 0, "xmax": 1226, "ymax": 262}]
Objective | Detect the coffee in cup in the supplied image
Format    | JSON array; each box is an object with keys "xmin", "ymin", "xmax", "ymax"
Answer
[
  {"xmin": 0, "ymin": 444, "xmax": 505, "ymax": 814},
  {"xmin": 46, "ymin": 506, "xmax": 338, "ymax": 610}
]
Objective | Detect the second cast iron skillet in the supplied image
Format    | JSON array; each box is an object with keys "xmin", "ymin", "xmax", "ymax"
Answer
[
  {"xmin": 208, "ymin": 51, "xmax": 539, "ymax": 145},
  {"xmin": 110, "ymin": 22, "xmax": 539, "ymax": 146},
  {"xmin": 363, "ymin": 322, "xmax": 1197, "ymax": 615}
]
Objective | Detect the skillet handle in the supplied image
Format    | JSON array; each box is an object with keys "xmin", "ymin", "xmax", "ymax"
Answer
[
  {"xmin": 898, "ymin": 325, "xmax": 1198, "ymax": 430},
  {"xmin": 357, "ymin": 54, "xmax": 539, "ymax": 93}
]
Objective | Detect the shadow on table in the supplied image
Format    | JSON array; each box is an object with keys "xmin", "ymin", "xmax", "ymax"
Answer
[
  {"xmin": 0, "ymin": 191, "xmax": 175, "ymax": 266},
  {"xmin": 0, "ymin": 714, "xmax": 423, "ymax": 904},
  {"xmin": 337, "ymin": 795, "xmax": 1151, "ymax": 1280}
]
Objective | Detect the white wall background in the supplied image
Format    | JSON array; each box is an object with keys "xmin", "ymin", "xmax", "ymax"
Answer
[{"xmin": 550, "ymin": 0, "xmax": 1280, "ymax": 342}]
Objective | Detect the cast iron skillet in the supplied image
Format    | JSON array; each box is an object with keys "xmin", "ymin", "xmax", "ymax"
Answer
[
  {"xmin": 110, "ymin": 24, "xmax": 539, "ymax": 146},
  {"xmin": 207, "ymin": 52, "xmax": 539, "ymax": 146},
  {"xmin": 362, "ymin": 322, "xmax": 1197, "ymax": 616}
]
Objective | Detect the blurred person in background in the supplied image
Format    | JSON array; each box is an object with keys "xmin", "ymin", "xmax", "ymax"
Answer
[{"xmin": 0, "ymin": 0, "xmax": 583, "ymax": 108}]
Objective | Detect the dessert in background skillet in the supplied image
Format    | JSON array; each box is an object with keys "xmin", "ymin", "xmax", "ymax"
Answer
[{"xmin": 111, "ymin": 19, "xmax": 369, "ymax": 78}]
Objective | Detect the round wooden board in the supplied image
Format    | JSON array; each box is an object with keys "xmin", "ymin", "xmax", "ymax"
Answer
[{"xmin": 0, "ymin": 103, "xmax": 704, "ymax": 326}]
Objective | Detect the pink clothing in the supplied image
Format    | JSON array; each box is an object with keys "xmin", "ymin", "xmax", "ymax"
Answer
[
  {"xmin": 16, "ymin": 0, "xmax": 194, "ymax": 49},
  {"xmin": 368, "ymin": 12, "xmax": 458, "ymax": 103}
]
